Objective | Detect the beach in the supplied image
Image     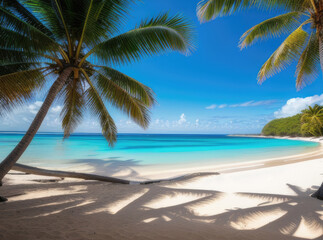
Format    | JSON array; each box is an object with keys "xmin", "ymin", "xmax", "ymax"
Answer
[
  {"xmin": 0, "ymin": 137, "xmax": 322, "ymax": 240},
  {"xmin": 1, "ymin": 0, "xmax": 323, "ymax": 239}
]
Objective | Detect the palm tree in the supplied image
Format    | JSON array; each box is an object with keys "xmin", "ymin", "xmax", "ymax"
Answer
[
  {"xmin": 197, "ymin": 0, "xmax": 323, "ymax": 89},
  {"xmin": 0, "ymin": 0, "xmax": 194, "ymax": 182},
  {"xmin": 301, "ymin": 104, "xmax": 323, "ymax": 136}
]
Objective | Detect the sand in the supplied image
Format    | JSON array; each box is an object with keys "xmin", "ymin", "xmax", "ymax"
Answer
[{"xmin": 0, "ymin": 137, "xmax": 322, "ymax": 240}]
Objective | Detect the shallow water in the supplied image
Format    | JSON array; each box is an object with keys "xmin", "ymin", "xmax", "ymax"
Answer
[{"xmin": 0, "ymin": 133, "xmax": 319, "ymax": 172}]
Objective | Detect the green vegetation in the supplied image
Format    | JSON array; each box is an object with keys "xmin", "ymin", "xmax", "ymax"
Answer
[
  {"xmin": 262, "ymin": 105, "xmax": 323, "ymax": 137},
  {"xmin": 262, "ymin": 114, "xmax": 302, "ymax": 137},
  {"xmin": 301, "ymin": 105, "xmax": 323, "ymax": 136},
  {"xmin": 197, "ymin": 0, "xmax": 322, "ymax": 89}
]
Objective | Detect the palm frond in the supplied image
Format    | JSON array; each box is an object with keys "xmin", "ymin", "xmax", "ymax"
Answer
[
  {"xmin": 52, "ymin": 0, "xmax": 73, "ymax": 56},
  {"xmin": 0, "ymin": 48, "xmax": 40, "ymax": 64},
  {"xmin": 21, "ymin": 0, "xmax": 66, "ymax": 41},
  {"xmin": 0, "ymin": 62, "xmax": 47, "ymax": 75},
  {"xmin": 81, "ymin": 69, "xmax": 117, "ymax": 146},
  {"xmin": 0, "ymin": 68, "xmax": 47, "ymax": 114},
  {"xmin": 197, "ymin": 0, "xmax": 310, "ymax": 22},
  {"xmin": 94, "ymin": 65, "xmax": 155, "ymax": 106},
  {"xmin": 0, "ymin": 26, "xmax": 53, "ymax": 53},
  {"xmin": 296, "ymin": 32, "xmax": 320, "ymax": 89},
  {"xmin": 60, "ymin": 77, "xmax": 85, "ymax": 138},
  {"xmin": 91, "ymin": 69, "xmax": 151, "ymax": 129},
  {"xmin": 258, "ymin": 25, "xmax": 308, "ymax": 83},
  {"xmin": 1, "ymin": 0, "xmax": 53, "ymax": 37},
  {"xmin": 86, "ymin": 13, "xmax": 195, "ymax": 66},
  {"xmin": 75, "ymin": 0, "xmax": 93, "ymax": 60},
  {"xmin": 82, "ymin": 0, "xmax": 134, "ymax": 45},
  {"xmin": 0, "ymin": 6, "xmax": 59, "ymax": 53},
  {"xmin": 240, "ymin": 12, "xmax": 303, "ymax": 49}
]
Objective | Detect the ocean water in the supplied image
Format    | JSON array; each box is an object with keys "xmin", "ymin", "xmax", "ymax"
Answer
[{"xmin": 0, "ymin": 133, "xmax": 319, "ymax": 173}]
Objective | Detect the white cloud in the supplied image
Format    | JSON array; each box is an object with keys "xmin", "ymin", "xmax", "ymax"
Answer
[
  {"xmin": 178, "ymin": 113, "xmax": 186, "ymax": 125},
  {"xmin": 218, "ymin": 104, "xmax": 227, "ymax": 109},
  {"xmin": 205, "ymin": 104, "xmax": 217, "ymax": 110},
  {"xmin": 206, "ymin": 100, "xmax": 276, "ymax": 109},
  {"xmin": 195, "ymin": 119, "xmax": 199, "ymax": 127},
  {"xmin": 274, "ymin": 94, "xmax": 323, "ymax": 118},
  {"xmin": 50, "ymin": 105, "xmax": 62, "ymax": 113},
  {"xmin": 230, "ymin": 100, "xmax": 276, "ymax": 108},
  {"xmin": 27, "ymin": 101, "xmax": 43, "ymax": 114}
]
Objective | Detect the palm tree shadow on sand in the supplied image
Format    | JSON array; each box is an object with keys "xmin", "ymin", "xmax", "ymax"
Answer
[
  {"xmin": 72, "ymin": 158, "xmax": 144, "ymax": 180},
  {"xmin": 0, "ymin": 179, "xmax": 322, "ymax": 240}
]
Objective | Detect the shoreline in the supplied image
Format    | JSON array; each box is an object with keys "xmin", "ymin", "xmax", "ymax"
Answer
[
  {"xmin": 126, "ymin": 137, "xmax": 323, "ymax": 181},
  {"xmin": 229, "ymin": 134, "xmax": 323, "ymax": 142},
  {"xmin": 92, "ymin": 136, "xmax": 323, "ymax": 181},
  {"xmin": 3, "ymin": 136, "xmax": 323, "ymax": 183}
]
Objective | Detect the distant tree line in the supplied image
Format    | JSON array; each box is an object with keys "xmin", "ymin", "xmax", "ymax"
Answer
[{"xmin": 262, "ymin": 105, "xmax": 323, "ymax": 137}]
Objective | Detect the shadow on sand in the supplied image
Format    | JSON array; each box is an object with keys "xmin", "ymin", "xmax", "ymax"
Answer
[
  {"xmin": 0, "ymin": 177, "xmax": 322, "ymax": 240},
  {"xmin": 72, "ymin": 158, "xmax": 144, "ymax": 179}
]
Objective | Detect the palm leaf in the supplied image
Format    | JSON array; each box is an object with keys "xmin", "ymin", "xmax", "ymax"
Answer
[
  {"xmin": 0, "ymin": 48, "xmax": 40, "ymax": 64},
  {"xmin": 81, "ymin": 69, "xmax": 117, "ymax": 146},
  {"xmin": 240, "ymin": 12, "xmax": 303, "ymax": 49},
  {"xmin": 1, "ymin": 0, "xmax": 53, "ymax": 37},
  {"xmin": 75, "ymin": 0, "xmax": 93, "ymax": 60},
  {"xmin": 296, "ymin": 32, "xmax": 320, "ymax": 89},
  {"xmin": 0, "ymin": 62, "xmax": 47, "ymax": 75},
  {"xmin": 95, "ymin": 65, "xmax": 155, "ymax": 106},
  {"xmin": 83, "ymin": 0, "xmax": 134, "ymax": 44},
  {"xmin": 0, "ymin": 68, "xmax": 47, "ymax": 114},
  {"xmin": 21, "ymin": 0, "xmax": 66, "ymax": 41},
  {"xmin": 60, "ymin": 77, "xmax": 85, "ymax": 138},
  {"xmin": 258, "ymin": 25, "xmax": 308, "ymax": 83},
  {"xmin": 85, "ymin": 13, "xmax": 194, "ymax": 66},
  {"xmin": 0, "ymin": 5, "xmax": 59, "ymax": 53},
  {"xmin": 197, "ymin": 0, "xmax": 310, "ymax": 22},
  {"xmin": 0, "ymin": 26, "xmax": 53, "ymax": 53},
  {"xmin": 92, "ymin": 69, "xmax": 151, "ymax": 129}
]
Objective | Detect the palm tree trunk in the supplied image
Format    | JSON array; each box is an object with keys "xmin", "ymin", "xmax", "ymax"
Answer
[
  {"xmin": 312, "ymin": 182, "xmax": 323, "ymax": 200},
  {"xmin": 11, "ymin": 163, "xmax": 219, "ymax": 185},
  {"xmin": 0, "ymin": 68, "xmax": 72, "ymax": 182},
  {"xmin": 12, "ymin": 163, "xmax": 131, "ymax": 184}
]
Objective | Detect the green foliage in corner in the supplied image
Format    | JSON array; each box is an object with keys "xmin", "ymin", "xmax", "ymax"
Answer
[
  {"xmin": 262, "ymin": 105, "xmax": 323, "ymax": 137},
  {"xmin": 301, "ymin": 105, "xmax": 323, "ymax": 136},
  {"xmin": 262, "ymin": 114, "xmax": 302, "ymax": 137}
]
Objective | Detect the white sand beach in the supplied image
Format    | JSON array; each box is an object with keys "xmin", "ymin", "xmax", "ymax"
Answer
[{"xmin": 0, "ymin": 137, "xmax": 322, "ymax": 240}]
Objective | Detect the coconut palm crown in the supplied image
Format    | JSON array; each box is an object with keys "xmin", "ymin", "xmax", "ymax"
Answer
[
  {"xmin": 301, "ymin": 104, "xmax": 323, "ymax": 136},
  {"xmin": 0, "ymin": 0, "xmax": 194, "ymax": 180},
  {"xmin": 197, "ymin": 0, "xmax": 323, "ymax": 89}
]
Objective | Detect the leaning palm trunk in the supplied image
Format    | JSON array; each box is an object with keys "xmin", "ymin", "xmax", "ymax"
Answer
[
  {"xmin": 11, "ymin": 163, "xmax": 219, "ymax": 185},
  {"xmin": 0, "ymin": 68, "xmax": 72, "ymax": 182},
  {"xmin": 12, "ymin": 163, "xmax": 130, "ymax": 184}
]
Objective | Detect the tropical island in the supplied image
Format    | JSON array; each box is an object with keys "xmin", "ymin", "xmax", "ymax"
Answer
[
  {"xmin": 0, "ymin": 1, "xmax": 323, "ymax": 240},
  {"xmin": 262, "ymin": 105, "xmax": 323, "ymax": 137}
]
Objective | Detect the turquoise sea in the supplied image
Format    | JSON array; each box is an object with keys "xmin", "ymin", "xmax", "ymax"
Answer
[{"xmin": 0, "ymin": 132, "xmax": 319, "ymax": 174}]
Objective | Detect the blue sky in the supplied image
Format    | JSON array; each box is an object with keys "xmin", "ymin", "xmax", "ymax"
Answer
[{"xmin": 1, "ymin": 0, "xmax": 323, "ymax": 134}]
